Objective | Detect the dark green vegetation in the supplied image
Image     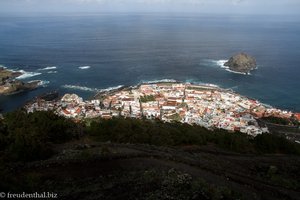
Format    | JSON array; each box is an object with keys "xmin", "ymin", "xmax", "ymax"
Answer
[
  {"xmin": 1, "ymin": 110, "xmax": 300, "ymax": 199},
  {"xmin": 88, "ymin": 117, "xmax": 300, "ymax": 155},
  {"xmin": 262, "ymin": 116, "xmax": 300, "ymax": 126},
  {"xmin": 1, "ymin": 110, "xmax": 299, "ymax": 162},
  {"xmin": 0, "ymin": 110, "xmax": 82, "ymax": 161},
  {"xmin": 140, "ymin": 95, "xmax": 156, "ymax": 102}
]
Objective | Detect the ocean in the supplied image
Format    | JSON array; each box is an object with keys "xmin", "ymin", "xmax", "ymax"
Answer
[{"xmin": 0, "ymin": 13, "xmax": 300, "ymax": 112}]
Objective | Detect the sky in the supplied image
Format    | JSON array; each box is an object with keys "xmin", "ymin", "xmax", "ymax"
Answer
[{"xmin": 0, "ymin": 0, "xmax": 299, "ymax": 15}]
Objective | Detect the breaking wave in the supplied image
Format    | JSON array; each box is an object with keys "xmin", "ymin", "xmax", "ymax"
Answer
[
  {"xmin": 62, "ymin": 85, "xmax": 98, "ymax": 92},
  {"xmin": 47, "ymin": 71, "xmax": 57, "ymax": 74},
  {"xmin": 213, "ymin": 59, "xmax": 249, "ymax": 75},
  {"xmin": 185, "ymin": 79, "xmax": 220, "ymax": 88},
  {"xmin": 225, "ymin": 69, "xmax": 249, "ymax": 75},
  {"xmin": 0, "ymin": 64, "xmax": 7, "ymax": 69},
  {"xmin": 16, "ymin": 70, "xmax": 42, "ymax": 79},
  {"xmin": 98, "ymin": 85, "xmax": 124, "ymax": 93},
  {"xmin": 79, "ymin": 66, "xmax": 91, "ymax": 69},
  {"xmin": 140, "ymin": 79, "xmax": 220, "ymax": 88},
  {"xmin": 140, "ymin": 79, "xmax": 177, "ymax": 84},
  {"xmin": 28, "ymin": 80, "xmax": 50, "ymax": 87},
  {"xmin": 38, "ymin": 66, "xmax": 57, "ymax": 71},
  {"xmin": 38, "ymin": 80, "xmax": 50, "ymax": 87},
  {"xmin": 62, "ymin": 84, "xmax": 124, "ymax": 93},
  {"xmin": 214, "ymin": 60, "xmax": 228, "ymax": 69}
]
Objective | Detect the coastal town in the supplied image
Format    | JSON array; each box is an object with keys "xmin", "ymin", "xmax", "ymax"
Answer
[{"xmin": 25, "ymin": 82, "xmax": 300, "ymax": 137}]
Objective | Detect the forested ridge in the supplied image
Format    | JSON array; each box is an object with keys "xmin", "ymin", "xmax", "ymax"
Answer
[{"xmin": 0, "ymin": 110, "xmax": 299, "ymax": 163}]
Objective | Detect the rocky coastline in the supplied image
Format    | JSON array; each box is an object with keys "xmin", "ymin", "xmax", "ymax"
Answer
[
  {"xmin": 0, "ymin": 67, "xmax": 40, "ymax": 95},
  {"xmin": 224, "ymin": 53, "xmax": 257, "ymax": 74}
]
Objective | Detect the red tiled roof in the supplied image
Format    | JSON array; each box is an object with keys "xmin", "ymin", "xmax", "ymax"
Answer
[
  {"xmin": 166, "ymin": 101, "xmax": 177, "ymax": 107},
  {"xmin": 63, "ymin": 109, "xmax": 71, "ymax": 115},
  {"xmin": 75, "ymin": 108, "xmax": 81, "ymax": 114},
  {"xmin": 122, "ymin": 98, "xmax": 134, "ymax": 101},
  {"xmin": 295, "ymin": 113, "xmax": 300, "ymax": 120}
]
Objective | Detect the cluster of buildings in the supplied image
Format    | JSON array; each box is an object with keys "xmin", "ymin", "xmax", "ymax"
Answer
[{"xmin": 25, "ymin": 82, "xmax": 299, "ymax": 136}]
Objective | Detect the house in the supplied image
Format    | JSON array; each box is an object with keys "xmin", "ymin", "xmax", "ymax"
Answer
[{"xmin": 295, "ymin": 113, "xmax": 300, "ymax": 121}]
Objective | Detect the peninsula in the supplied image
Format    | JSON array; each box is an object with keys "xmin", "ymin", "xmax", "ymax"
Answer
[
  {"xmin": 0, "ymin": 67, "xmax": 40, "ymax": 95},
  {"xmin": 224, "ymin": 53, "xmax": 257, "ymax": 74},
  {"xmin": 25, "ymin": 81, "xmax": 300, "ymax": 137}
]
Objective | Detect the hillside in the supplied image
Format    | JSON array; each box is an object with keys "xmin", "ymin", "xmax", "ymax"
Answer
[{"xmin": 1, "ymin": 110, "xmax": 300, "ymax": 200}]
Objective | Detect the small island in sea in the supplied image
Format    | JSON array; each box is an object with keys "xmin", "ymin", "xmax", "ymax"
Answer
[
  {"xmin": 224, "ymin": 53, "xmax": 257, "ymax": 74},
  {"xmin": 0, "ymin": 67, "xmax": 41, "ymax": 95}
]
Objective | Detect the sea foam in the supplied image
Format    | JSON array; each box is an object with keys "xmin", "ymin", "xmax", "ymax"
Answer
[
  {"xmin": 29, "ymin": 80, "xmax": 50, "ymax": 87},
  {"xmin": 39, "ymin": 66, "xmax": 57, "ymax": 71},
  {"xmin": 215, "ymin": 60, "xmax": 228, "ymax": 69},
  {"xmin": 47, "ymin": 71, "xmax": 57, "ymax": 74},
  {"xmin": 78, "ymin": 66, "xmax": 91, "ymax": 70},
  {"xmin": 16, "ymin": 70, "xmax": 42, "ymax": 79},
  {"xmin": 140, "ymin": 79, "xmax": 177, "ymax": 84},
  {"xmin": 39, "ymin": 80, "xmax": 50, "ymax": 87},
  {"xmin": 62, "ymin": 85, "xmax": 98, "ymax": 92},
  {"xmin": 213, "ymin": 59, "xmax": 249, "ymax": 75},
  {"xmin": 62, "ymin": 84, "xmax": 124, "ymax": 93},
  {"xmin": 225, "ymin": 69, "xmax": 248, "ymax": 75},
  {"xmin": 185, "ymin": 79, "xmax": 220, "ymax": 88},
  {"xmin": 98, "ymin": 85, "xmax": 124, "ymax": 93},
  {"xmin": 0, "ymin": 64, "xmax": 7, "ymax": 69}
]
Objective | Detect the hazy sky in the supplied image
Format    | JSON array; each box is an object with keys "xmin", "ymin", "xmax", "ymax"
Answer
[{"xmin": 0, "ymin": 0, "xmax": 299, "ymax": 15}]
